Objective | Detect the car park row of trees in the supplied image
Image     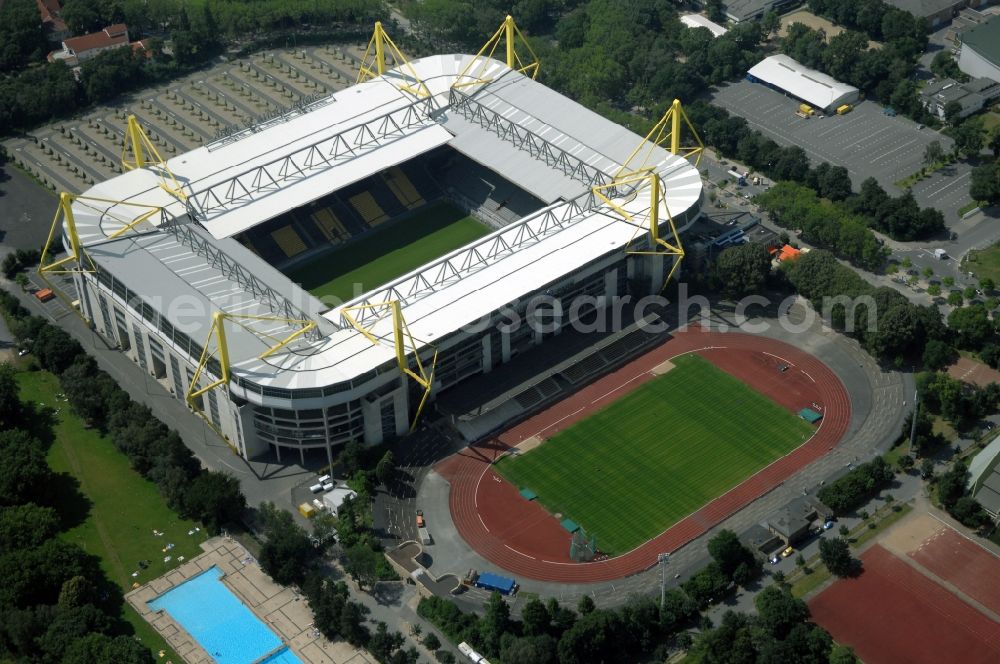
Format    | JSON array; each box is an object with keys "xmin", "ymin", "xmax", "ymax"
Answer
[{"xmin": 417, "ymin": 528, "xmax": 855, "ymax": 664}]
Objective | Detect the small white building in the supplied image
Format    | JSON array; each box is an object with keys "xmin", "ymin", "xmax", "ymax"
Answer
[
  {"xmin": 321, "ymin": 486, "xmax": 358, "ymax": 513},
  {"xmin": 680, "ymin": 14, "xmax": 728, "ymax": 38},
  {"xmin": 747, "ymin": 54, "xmax": 860, "ymax": 114}
]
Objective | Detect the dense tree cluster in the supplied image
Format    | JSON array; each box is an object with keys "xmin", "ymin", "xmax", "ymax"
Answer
[
  {"xmin": 713, "ymin": 243, "xmax": 772, "ymax": 297},
  {"xmin": 817, "ymin": 456, "xmax": 895, "ymax": 515},
  {"xmin": 0, "ymin": 356, "xmax": 152, "ymax": 663},
  {"xmin": 415, "ymin": 530, "xmax": 775, "ymax": 663},
  {"xmin": 935, "ymin": 460, "xmax": 992, "ymax": 530},
  {"xmin": 785, "ymin": 0, "xmax": 930, "ymax": 120},
  {"xmin": 785, "ymin": 250, "xmax": 948, "ymax": 364},
  {"xmin": 970, "ymin": 160, "xmax": 1000, "ymax": 205},
  {"xmin": 918, "ymin": 372, "xmax": 1000, "ymax": 428},
  {"xmin": 0, "ymin": 0, "xmax": 48, "ymax": 74},
  {"xmin": 818, "ymin": 537, "xmax": 859, "ymax": 578},
  {"xmin": 0, "ymin": 290, "xmax": 245, "ymax": 533}
]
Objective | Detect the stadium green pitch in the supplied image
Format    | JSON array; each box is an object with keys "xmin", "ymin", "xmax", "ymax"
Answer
[
  {"xmin": 287, "ymin": 201, "xmax": 490, "ymax": 302},
  {"xmin": 496, "ymin": 354, "xmax": 815, "ymax": 555}
]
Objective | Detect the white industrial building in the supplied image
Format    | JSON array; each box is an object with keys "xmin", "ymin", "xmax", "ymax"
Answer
[
  {"xmin": 959, "ymin": 15, "xmax": 1000, "ymax": 83},
  {"xmin": 747, "ymin": 54, "xmax": 861, "ymax": 113},
  {"xmin": 52, "ymin": 50, "xmax": 703, "ymax": 465}
]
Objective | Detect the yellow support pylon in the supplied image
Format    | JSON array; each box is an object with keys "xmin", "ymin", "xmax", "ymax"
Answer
[
  {"xmin": 616, "ymin": 99, "xmax": 704, "ymax": 178},
  {"xmin": 453, "ymin": 15, "xmax": 540, "ymax": 89},
  {"xmin": 357, "ymin": 22, "xmax": 430, "ymax": 97},
  {"xmin": 592, "ymin": 169, "xmax": 685, "ymax": 291},
  {"xmin": 186, "ymin": 312, "xmax": 318, "ymax": 453},
  {"xmin": 121, "ymin": 115, "xmax": 188, "ymax": 200},
  {"xmin": 340, "ymin": 300, "xmax": 438, "ymax": 430}
]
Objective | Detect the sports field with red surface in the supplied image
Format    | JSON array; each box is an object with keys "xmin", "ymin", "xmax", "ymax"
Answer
[
  {"xmin": 809, "ymin": 545, "xmax": 1000, "ymax": 664},
  {"xmin": 436, "ymin": 327, "xmax": 850, "ymax": 582},
  {"xmin": 908, "ymin": 526, "xmax": 1000, "ymax": 614}
]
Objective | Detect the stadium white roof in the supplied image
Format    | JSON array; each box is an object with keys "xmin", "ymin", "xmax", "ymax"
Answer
[
  {"xmin": 747, "ymin": 54, "xmax": 860, "ymax": 112},
  {"xmin": 71, "ymin": 53, "xmax": 702, "ymax": 390},
  {"xmin": 680, "ymin": 14, "xmax": 728, "ymax": 37}
]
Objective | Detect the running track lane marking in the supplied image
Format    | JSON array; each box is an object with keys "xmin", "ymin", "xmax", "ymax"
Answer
[
  {"xmin": 504, "ymin": 544, "xmax": 536, "ymax": 559},
  {"xmin": 478, "ymin": 513, "xmax": 489, "ymax": 533},
  {"xmin": 802, "ymin": 370, "xmax": 815, "ymax": 383},
  {"xmin": 763, "ymin": 351, "xmax": 793, "ymax": 366},
  {"xmin": 526, "ymin": 407, "xmax": 585, "ymax": 441}
]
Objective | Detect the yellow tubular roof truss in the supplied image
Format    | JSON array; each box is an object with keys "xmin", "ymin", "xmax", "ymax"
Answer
[
  {"xmin": 186, "ymin": 312, "xmax": 317, "ymax": 453},
  {"xmin": 615, "ymin": 99, "xmax": 705, "ymax": 179},
  {"xmin": 593, "ymin": 169, "xmax": 685, "ymax": 291},
  {"xmin": 340, "ymin": 301, "xmax": 438, "ymax": 431},
  {"xmin": 357, "ymin": 21, "xmax": 430, "ymax": 97},
  {"xmin": 121, "ymin": 114, "xmax": 188, "ymax": 201},
  {"xmin": 453, "ymin": 15, "xmax": 540, "ymax": 90}
]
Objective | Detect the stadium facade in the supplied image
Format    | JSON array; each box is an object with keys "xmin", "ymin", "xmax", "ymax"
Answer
[{"xmin": 50, "ymin": 47, "xmax": 703, "ymax": 465}]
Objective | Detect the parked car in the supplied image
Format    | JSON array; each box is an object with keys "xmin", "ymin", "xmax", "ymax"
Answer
[
  {"xmin": 416, "ymin": 509, "xmax": 425, "ymax": 528},
  {"xmin": 781, "ymin": 546, "xmax": 794, "ymax": 558}
]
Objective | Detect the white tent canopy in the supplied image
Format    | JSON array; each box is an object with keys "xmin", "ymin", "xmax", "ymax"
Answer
[{"xmin": 747, "ymin": 54, "xmax": 860, "ymax": 112}]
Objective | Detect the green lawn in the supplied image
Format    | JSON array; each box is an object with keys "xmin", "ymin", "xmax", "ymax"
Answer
[
  {"xmin": 496, "ymin": 354, "xmax": 815, "ymax": 555},
  {"xmin": 963, "ymin": 244, "xmax": 1000, "ymax": 285},
  {"xmin": 286, "ymin": 200, "xmax": 490, "ymax": 302},
  {"xmin": 17, "ymin": 371, "xmax": 209, "ymax": 663}
]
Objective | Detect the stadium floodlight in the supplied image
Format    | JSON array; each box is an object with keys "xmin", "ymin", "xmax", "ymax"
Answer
[
  {"xmin": 592, "ymin": 170, "xmax": 685, "ymax": 291},
  {"xmin": 186, "ymin": 312, "xmax": 318, "ymax": 451},
  {"xmin": 121, "ymin": 114, "xmax": 188, "ymax": 200},
  {"xmin": 340, "ymin": 300, "xmax": 438, "ymax": 431},
  {"xmin": 616, "ymin": 99, "xmax": 705, "ymax": 177},
  {"xmin": 453, "ymin": 15, "xmax": 540, "ymax": 90},
  {"xmin": 357, "ymin": 21, "xmax": 430, "ymax": 98}
]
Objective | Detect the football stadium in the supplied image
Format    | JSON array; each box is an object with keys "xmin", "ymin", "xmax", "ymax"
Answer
[{"xmin": 40, "ymin": 19, "xmax": 703, "ymax": 466}]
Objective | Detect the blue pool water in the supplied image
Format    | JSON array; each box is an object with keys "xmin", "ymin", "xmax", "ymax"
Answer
[{"xmin": 148, "ymin": 566, "xmax": 303, "ymax": 664}]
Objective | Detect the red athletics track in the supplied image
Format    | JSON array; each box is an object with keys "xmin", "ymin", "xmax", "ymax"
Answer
[
  {"xmin": 809, "ymin": 545, "xmax": 1000, "ymax": 664},
  {"xmin": 436, "ymin": 327, "xmax": 851, "ymax": 583},
  {"xmin": 909, "ymin": 526, "xmax": 1000, "ymax": 615}
]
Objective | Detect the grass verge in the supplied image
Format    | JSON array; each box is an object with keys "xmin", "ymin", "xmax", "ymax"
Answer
[{"xmin": 17, "ymin": 370, "xmax": 210, "ymax": 663}]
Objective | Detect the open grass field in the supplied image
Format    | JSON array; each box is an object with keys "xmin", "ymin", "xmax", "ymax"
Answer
[
  {"xmin": 286, "ymin": 200, "xmax": 490, "ymax": 302},
  {"xmin": 963, "ymin": 244, "xmax": 1000, "ymax": 285},
  {"xmin": 18, "ymin": 371, "xmax": 209, "ymax": 663},
  {"xmin": 496, "ymin": 354, "xmax": 815, "ymax": 554}
]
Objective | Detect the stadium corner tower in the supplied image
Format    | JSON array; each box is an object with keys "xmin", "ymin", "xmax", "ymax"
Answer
[{"xmin": 55, "ymin": 50, "xmax": 702, "ymax": 464}]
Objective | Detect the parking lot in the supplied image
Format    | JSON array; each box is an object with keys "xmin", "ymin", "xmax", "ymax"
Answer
[
  {"xmin": 709, "ymin": 80, "xmax": 972, "ymax": 220},
  {"xmin": 2, "ymin": 43, "xmax": 370, "ymax": 196}
]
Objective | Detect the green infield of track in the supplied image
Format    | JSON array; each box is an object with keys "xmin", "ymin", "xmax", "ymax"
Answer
[
  {"xmin": 496, "ymin": 354, "xmax": 815, "ymax": 555},
  {"xmin": 286, "ymin": 200, "xmax": 490, "ymax": 302}
]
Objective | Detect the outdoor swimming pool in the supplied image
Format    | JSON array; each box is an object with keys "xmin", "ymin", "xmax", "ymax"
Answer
[{"xmin": 148, "ymin": 566, "xmax": 303, "ymax": 664}]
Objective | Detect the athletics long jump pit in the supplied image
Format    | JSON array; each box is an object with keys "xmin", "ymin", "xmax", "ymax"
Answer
[{"xmin": 436, "ymin": 327, "xmax": 851, "ymax": 583}]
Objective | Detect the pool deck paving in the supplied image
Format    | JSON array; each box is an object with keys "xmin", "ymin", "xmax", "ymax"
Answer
[{"xmin": 127, "ymin": 536, "xmax": 376, "ymax": 664}]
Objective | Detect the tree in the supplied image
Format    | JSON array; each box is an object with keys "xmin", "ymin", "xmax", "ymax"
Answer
[
  {"xmin": 706, "ymin": 0, "xmax": 727, "ymax": 24},
  {"xmin": 754, "ymin": 585, "xmax": 808, "ymax": 639},
  {"xmin": 557, "ymin": 609, "xmax": 624, "ymax": 664},
  {"xmin": 947, "ymin": 304, "xmax": 993, "ymax": 349},
  {"xmin": 921, "ymin": 458, "xmax": 935, "ymax": 479},
  {"xmin": 423, "ymin": 632, "xmax": 441, "ymax": 651},
  {"xmin": 0, "ymin": 503, "xmax": 60, "ymax": 554},
  {"xmin": 923, "ymin": 140, "xmax": 944, "ymax": 167},
  {"xmin": 480, "ymin": 591, "xmax": 511, "ymax": 654},
  {"xmin": 0, "ymin": 0, "xmax": 47, "ymax": 72},
  {"xmin": 258, "ymin": 502, "xmax": 314, "ymax": 586},
  {"xmin": 944, "ymin": 100, "xmax": 965, "ymax": 125},
  {"xmin": 182, "ymin": 471, "xmax": 246, "ymax": 533},
  {"xmin": 577, "ymin": 594, "xmax": 595, "ymax": 615},
  {"xmin": 344, "ymin": 542, "xmax": 380, "ymax": 590},
  {"xmin": 838, "ymin": 524, "xmax": 849, "ymax": 538},
  {"xmin": 819, "ymin": 537, "xmax": 858, "ymax": 577},
  {"xmin": 980, "ymin": 277, "xmax": 995, "ymax": 292},
  {"xmin": 375, "ymin": 450, "xmax": 396, "ymax": 487},
  {"xmin": 521, "ymin": 598, "xmax": 551, "ymax": 636},
  {"xmin": 954, "ymin": 120, "xmax": 985, "ymax": 157},
  {"xmin": 762, "ymin": 11, "xmax": 781, "ymax": 38},
  {"xmin": 707, "ymin": 529, "xmax": 758, "ymax": 583},
  {"xmin": 970, "ymin": 161, "xmax": 1000, "ymax": 204},
  {"xmin": 714, "ymin": 243, "xmax": 772, "ymax": 297},
  {"xmin": 830, "ymin": 644, "xmax": 859, "ymax": 664},
  {"xmin": 922, "ymin": 339, "xmax": 956, "ymax": 371},
  {"xmin": 0, "ymin": 429, "xmax": 55, "ymax": 507},
  {"xmin": 0, "ymin": 364, "xmax": 24, "ymax": 428}
]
